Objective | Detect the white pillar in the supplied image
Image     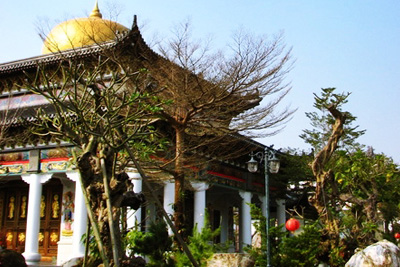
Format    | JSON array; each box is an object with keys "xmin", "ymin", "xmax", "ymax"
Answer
[
  {"xmin": 260, "ymin": 194, "xmax": 267, "ymax": 218},
  {"xmin": 191, "ymin": 182, "xmax": 209, "ymax": 231},
  {"xmin": 276, "ymin": 199, "xmax": 286, "ymax": 229},
  {"xmin": 163, "ymin": 180, "xmax": 175, "ymax": 235},
  {"xmin": 220, "ymin": 206, "xmax": 229, "ymax": 243},
  {"xmin": 67, "ymin": 172, "xmax": 87, "ymax": 258},
  {"xmin": 145, "ymin": 202, "xmax": 156, "ymax": 231},
  {"xmin": 22, "ymin": 173, "xmax": 52, "ymax": 264},
  {"xmin": 127, "ymin": 171, "xmax": 142, "ymax": 229},
  {"xmin": 239, "ymin": 190, "xmax": 252, "ymax": 249}
]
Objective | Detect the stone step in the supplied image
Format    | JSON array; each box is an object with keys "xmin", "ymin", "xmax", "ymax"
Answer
[{"xmin": 27, "ymin": 257, "xmax": 60, "ymax": 267}]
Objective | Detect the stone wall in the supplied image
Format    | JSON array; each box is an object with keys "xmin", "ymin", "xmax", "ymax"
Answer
[{"xmin": 207, "ymin": 253, "xmax": 254, "ymax": 267}]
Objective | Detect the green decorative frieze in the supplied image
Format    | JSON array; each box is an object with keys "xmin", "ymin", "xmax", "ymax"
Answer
[
  {"xmin": 41, "ymin": 160, "xmax": 72, "ymax": 173},
  {"xmin": 0, "ymin": 164, "xmax": 27, "ymax": 175}
]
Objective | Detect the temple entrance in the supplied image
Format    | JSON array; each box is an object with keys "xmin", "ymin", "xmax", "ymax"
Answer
[
  {"xmin": 0, "ymin": 178, "xmax": 62, "ymax": 257},
  {"xmin": 0, "ymin": 179, "xmax": 29, "ymax": 253}
]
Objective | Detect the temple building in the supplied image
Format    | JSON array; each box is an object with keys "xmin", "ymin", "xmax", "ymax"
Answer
[{"xmin": 0, "ymin": 3, "xmax": 287, "ymax": 265}]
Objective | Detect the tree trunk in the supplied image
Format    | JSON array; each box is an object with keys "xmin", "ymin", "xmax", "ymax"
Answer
[
  {"xmin": 101, "ymin": 157, "xmax": 120, "ymax": 267},
  {"xmin": 174, "ymin": 126, "xmax": 186, "ymax": 235},
  {"xmin": 310, "ymin": 105, "xmax": 346, "ymax": 231},
  {"xmin": 310, "ymin": 105, "xmax": 346, "ymax": 260},
  {"xmin": 77, "ymin": 145, "xmax": 127, "ymax": 265}
]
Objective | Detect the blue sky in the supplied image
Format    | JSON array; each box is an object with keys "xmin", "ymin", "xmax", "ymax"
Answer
[{"xmin": 1, "ymin": 1, "xmax": 399, "ymax": 162}]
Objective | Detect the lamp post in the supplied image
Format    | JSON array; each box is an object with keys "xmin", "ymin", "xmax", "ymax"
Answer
[{"xmin": 247, "ymin": 147, "xmax": 280, "ymax": 267}]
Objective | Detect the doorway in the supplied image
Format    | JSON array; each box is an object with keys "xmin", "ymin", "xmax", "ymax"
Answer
[{"xmin": 0, "ymin": 178, "xmax": 62, "ymax": 257}]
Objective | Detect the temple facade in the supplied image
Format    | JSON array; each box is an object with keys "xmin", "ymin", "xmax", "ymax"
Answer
[{"xmin": 0, "ymin": 3, "xmax": 287, "ymax": 265}]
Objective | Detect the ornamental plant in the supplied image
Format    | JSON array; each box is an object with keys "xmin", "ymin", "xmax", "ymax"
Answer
[
  {"xmin": 247, "ymin": 203, "xmax": 323, "ymax": 267},
  {"xmin": 126, "ymin": 212, "xmax": 219, "ymax": 267}
]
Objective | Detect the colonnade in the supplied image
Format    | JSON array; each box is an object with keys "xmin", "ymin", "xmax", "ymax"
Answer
[
  {"xmin": 20, "ymin": 170, "xmax": 286, "ymax": 265},
  {"xmin": 127, "ymin": 173, "xmax": 287, "ymax": 251}
]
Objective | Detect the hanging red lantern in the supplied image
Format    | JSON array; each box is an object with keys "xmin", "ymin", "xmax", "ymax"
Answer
[
  {"xmin": 394, "ymin": 233, "xmax": 400, "ymax": 239},
  {"xmin": 285, "ymin": 218, "xmax": 300, "ymax": 232}
]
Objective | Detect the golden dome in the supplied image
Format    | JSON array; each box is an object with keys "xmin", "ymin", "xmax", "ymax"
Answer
[{"xmin": 42, "ymin": 2, "xmax": 129, "ymax": 54}]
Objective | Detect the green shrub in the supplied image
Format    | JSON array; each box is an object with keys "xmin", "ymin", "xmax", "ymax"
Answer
[
  {"xmin": 278, "ymin": 224, "xmax": 322, "ymax": 267},
  {"xmin": 247, "ymin": 203, "xmax": 322, "ymax": 267},
  {"xmin": 174, "ymin": 221, "xmax": 220, "ymax": 266},
  {"xmin": 126, "ymin": 220, "xmax": 174, "ymax": 267},
  {"xmin": 126, "ymin": 215, "xmax": 219, "ymax": 267}
]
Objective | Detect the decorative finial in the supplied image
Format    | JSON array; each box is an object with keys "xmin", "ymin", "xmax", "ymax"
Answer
[
  {"xmin": 132, "ymin": 15, "xmax": 138, "ymax": 29},
  {"xmin": 90, "ymin": 0, "xmax": 102, "ymax": 18}
]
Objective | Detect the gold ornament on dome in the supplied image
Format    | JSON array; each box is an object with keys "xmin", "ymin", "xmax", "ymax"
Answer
[{"xmin": 42, "ymin": 1, "xmax": 128, "ymax": 54}]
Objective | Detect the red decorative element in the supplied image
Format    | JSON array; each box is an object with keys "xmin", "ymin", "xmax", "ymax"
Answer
[
  {"xmin": 394, "ymin": 233, "xmax": 400, "ymax": 239},
  {"xmin": 285, "ymin": 218, "xmax": 300, "ymax": 232}
]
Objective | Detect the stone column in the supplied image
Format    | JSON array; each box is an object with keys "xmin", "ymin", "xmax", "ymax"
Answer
[
  {"xmin": 145, "ymin": 202, "xmax": 156, "ymax": 231},
  {"xmin": 220, "ymin": 206, "xmax": 229, "ymax": 243},
  {"xmin": 260, "ymin": 194, "xmax": 267, "ymax": 218},
  {"xmin": 66, "ymin": 171, "xmax": 87, "ymax": 258},
  {"xmin": 163, "ymin": 180, "xmax": 175, "ymax": 235},
  {"xmin": 239, "ymin": 190, "xmax": 252, "ymax": 250},
  {"xmin": 22, "ymin": 173, "xmax": 52, "ymax": 264},
  {"xmin": 191, "ymin": 182, "xmax": 209, "ymax": 231},
  {"xmin": 127, "ymin": 171, "xmax": 142, "ymax": 229},
  {"xmin": 276, "ymin": 199, "xmax": 286, "ymax": 230}
]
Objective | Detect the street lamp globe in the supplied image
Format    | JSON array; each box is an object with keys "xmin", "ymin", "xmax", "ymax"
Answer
[
  {"xmin": 268, "ymin": 154, "xmax": 280, "ymax": 174},
  {"xmin": 246, "ymin": 156, "xmax": 259, "ymax": 173}
]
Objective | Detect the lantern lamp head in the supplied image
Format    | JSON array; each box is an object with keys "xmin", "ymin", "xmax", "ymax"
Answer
[
  {"xmin": 247, "ymin": 156, "xmax": 258, "ymax": 173},
  {"xmin": 269, "ymin": 154, "xmax": 280, "ymax": 174}
]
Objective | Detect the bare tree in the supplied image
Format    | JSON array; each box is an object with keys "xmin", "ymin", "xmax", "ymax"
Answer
[
  {"xmin": 0, "ymin": 93, "xmax": 25, "ymax": 148},
  {"xmin": 147, "ymin": 22, "xmax": 295, "ymax": 233}
]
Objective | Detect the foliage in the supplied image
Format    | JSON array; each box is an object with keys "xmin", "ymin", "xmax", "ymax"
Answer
[
  {"xmin": 174, "ymin": 217, "xmax": 220, "ymax": 266},
  {"xmin": 300, "ymin": 88, "xmax": 358, "ymax": 264},
  {"xmin": 300, "ymin": 87, "xmax": 400, "ymax": 265},
  {"xmin": 247, "ymin": 203, "xmax": 322, "ymax": 267},
  {"xmin": 334, "ymin": 150, "xmax": 400, "ymax": 246},
  {"xmin": 80, "ymin": 231, "xmax": 102, "ymax": 266},
  {"xmin": 300, "ymin": 87, "xmax": 365, "ymax": 153},
  {"xmin": 278, "ymin": 224, "xmax": 322, "ymax": 267},
  {"xmin": 127, "ymin": 220, "xmax": 174, "ymax": 267},
  {"xmin": 275, "ymin": 149, "xmax": 315, "ymax": 203},
  {"xmin": 245, "ymin": 203, "xmax": 268, "ymax": 266},
  {"xmin": 126, "ymin": 215, "xmax": 219, "ymax": 267}
]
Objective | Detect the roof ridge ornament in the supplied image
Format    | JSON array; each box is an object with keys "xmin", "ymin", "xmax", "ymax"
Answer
[
  {"xmin": 132, "ymin": 15, "xmax": 138, "ymax": 29},
  {"xmin": 90, "ymin": 0, "xmax": 102, "ymax": 19}
]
